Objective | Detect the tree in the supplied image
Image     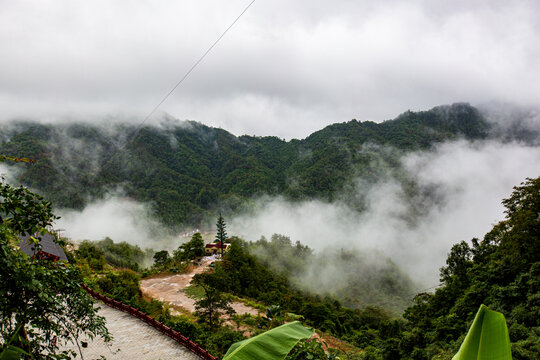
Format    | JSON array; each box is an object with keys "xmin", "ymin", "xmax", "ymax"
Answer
[
  {"xmin": 0, "ymin": 179, "xmax": 109, "ymax": 358},
  {"xmin": 153, "ymin": 250, "xmax": 170, "ymax": 267},
  {"xmin": 75, "ymin": 240, "xmax": 106, "ymax": 271},
  {"xmin": 173, "ymin": 232, "xmax": 205, "ymax": 261},
  {"xmin": 439, "ymin": 240, "xmax": 473, "ymax": 285},
  {"xmin": 95, "ymin": 269, "xmax": 141, "ymax": 303},
  {"xmin": 189, "ymin": 232, "xmax": 205, "ymax": 258},
  {"xmin": 498, "ymin": 177, "xmax": 540, "ymax": 264},
  {"xmin": 215, "ymin": 213, "xmax": 227, "ymax": 258},
  {"xmin": 193, "ymin": 273, "xmax": 235, "ymax": 328},
  {"xmin": 401, "ymin": 177, "xmax": 540, "ymax": 358}
]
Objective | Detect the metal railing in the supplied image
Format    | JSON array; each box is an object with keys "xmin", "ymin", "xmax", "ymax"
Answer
[{"xmin": 81, "ymin": 284, "xmax": 217, "ymax": 360}]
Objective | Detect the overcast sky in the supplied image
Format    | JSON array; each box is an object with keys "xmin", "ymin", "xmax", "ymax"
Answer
[{"xmin": 1, "ymin": 0, "xmax": 539, "ymax": 139}]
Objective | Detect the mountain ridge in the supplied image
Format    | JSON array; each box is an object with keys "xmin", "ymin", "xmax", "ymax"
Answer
[{"xmin": 0, "ymin": 102, "xmax": 531, "ymax": 227}]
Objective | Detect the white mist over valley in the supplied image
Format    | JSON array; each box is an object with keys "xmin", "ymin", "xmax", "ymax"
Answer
[
  {"xmin": 231, "ymin": 139, "xmax": 540, "ymax": 286},
  {"xmin": 3, "ymin": 1, "xmax": 540, "ymax": 357},
  {"xmin": 15, "ymin": 125, "xmax": 535, "ymax": 289}
]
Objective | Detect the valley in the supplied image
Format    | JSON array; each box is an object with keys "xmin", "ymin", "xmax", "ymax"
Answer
[
  {"xmin": 3, "ymin": 2, "xmax": 539, "ymax": 358},
  {"xmin": 1, "ymin": 103, "xmax": 539, "ymax": 359}
]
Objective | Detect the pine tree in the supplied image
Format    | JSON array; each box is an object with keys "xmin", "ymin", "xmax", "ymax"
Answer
[{"xmin": 215, "ymin": 213, "xmax": 227, "ymax": 257}]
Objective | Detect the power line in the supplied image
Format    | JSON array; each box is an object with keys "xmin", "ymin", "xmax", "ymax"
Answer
[
  {"xmin": 407, "ymin": 284, "xmax": 442, "ymax": 299},
  {"xmin": 132, "ymin": 0, "xmax": 258, "ymax": 135},
  {"xmin": 102, "ymin": 0, "xmax": 258, "ymax": 170}
]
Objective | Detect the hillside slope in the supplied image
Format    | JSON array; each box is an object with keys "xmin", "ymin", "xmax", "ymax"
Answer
[{"xmin": 0, "ymin": 103, "xmax": 506, "ymax": 226}]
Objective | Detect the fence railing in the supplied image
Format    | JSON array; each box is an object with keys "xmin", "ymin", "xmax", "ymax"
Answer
[{"xmin": 81, "ymin": 284, "xmax": 217, "ymax": 360}]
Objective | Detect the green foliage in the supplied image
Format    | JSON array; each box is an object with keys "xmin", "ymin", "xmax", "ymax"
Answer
[
  {"xmin": 203, "ymin": 327, "xmax": 246, "ymax": 358},
  {"xmin": 161, "ymin": 314, "xmax": 203, "ymax": 340},
  {"xmin": 216, "ymin": 214, "xmax": 227, "ymax": 257},
  {"xmin": 76, "ymin": 240, "xmax": 107, "ymax": 270},
  {"xmin": 146, "ymin": 254, "xmax": 190, "ymax": 275},
  {"xmin": 193, "ymin": 275, "xmax": 236, "ymax": 328},
  {"xmin": 174, "ymin": 232, "xmax": 205, "ymax": 261},
  {"xmin": 0, "ymin": 178, "xmax": 58, "ymax": 235},
  {"xmin": 259, "ymin": 305, "xmax": 285, "ymax": 329},
  {"xmin": 223, "ymin": 321, "xmax": 314, "ymax": 360},
  {"xmin": 96, "ymin": 237, "xmax": 146, "ymax": 270},
  {"xmin": 452, "ymin": 305, "xmax": 511, "ymax": 360},
  {"xmin": 76, "ymin": 237, "xmax": 149, "ymax": 271},
  {"xmin": 0, "ymin": 326, "xmax": 30, "ymax": 360},
  {"xmin": 153, "ymin": 249, "xmax": 170, "ymax": 266},
  {"xmin": 199, "ymin": 239, "xmax": 291, "ymax": 303},
  {"xmin": 286, "ymin": 338, "xmax": 339, "ymax": 360},
  {"xmin": 184, "ymin": 284, "xmax": 206, "ymax": 299},
  {"xmin": 249, "ymin": 234, "xmax": 312, "ymax": 276},
  {"xmin": 0, "ymin": 103, "xmax": 495, "ymax": 226},
  {"xmin": 195, "ymin": 176, "xmax": 540, "ymax": 359},
  {"xmin": 0, "ymin": 180, "xmax": 109, "ymax": 359},
  {"xmin": 249, "ymin": 235, "xmax": 416, "ymax": 313},
  {"xmin": 94, "ymin": 269, "xmax": 141, "ymax": 303},
  {"xmin": 195, "ymin": 237, "xmax": 395, "ymax": 348},
  {"xmin": 401, "ymin": 177, "xmax": 540, "ymax": 359}
]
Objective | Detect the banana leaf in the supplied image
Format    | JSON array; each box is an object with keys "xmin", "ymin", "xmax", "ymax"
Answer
[
  {"xmin": 0, "ymin": 345, "xmax": 28, "ymax": 360},
  {"xmin": 0, "ymin": 326, "xmax": 31, "ymax": 360},
  {"xmin": 223, "ymin": 321, "xmax": 314, "ymax": 360},
  {"xmin": 452, "ymin": 304, "xmax": 512, "ymax": 360}
]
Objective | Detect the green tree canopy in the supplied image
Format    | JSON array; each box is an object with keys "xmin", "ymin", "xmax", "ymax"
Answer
[
  {"xmin": 153, "ymin": 249, "xmax": 170, "ymax": 266},
  {"xmin": 402, "ymin": 177, "xmax": 540, "ymax": 359},
  {"xmin": 174, "ymin": 232, "xmax": 205, "ymax": 261},
  {"xmin": 0, "ymin": 179, "xmax": 109, "ymax": 358},
  {"xmin": 216, "ymin": 214, "xmax": 227, "ymax": 257},
  {"xmin": 193, "ymin": 273, "xmax": 235, "ymax": 328}
]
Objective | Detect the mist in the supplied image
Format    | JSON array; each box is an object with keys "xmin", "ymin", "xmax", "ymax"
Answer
[
  {"xmin": 55, "ymin": 195, "xmax": 174, "ymax": 249},
  {"xmin": 2, "ymin": 106, "xmax": 539, "ymax": 293},
  {"xmin": 3, "ymin": 2, "xmax": 540, "ymax": 139},
  {"xmin": 230, "ymin": 139, "xmax": 540, "ymax": 287}
]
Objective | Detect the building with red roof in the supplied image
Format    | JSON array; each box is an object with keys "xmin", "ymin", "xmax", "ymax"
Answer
[{"xmin": 204, "ymin": 242, "xmax": 230, "ymax": 256}]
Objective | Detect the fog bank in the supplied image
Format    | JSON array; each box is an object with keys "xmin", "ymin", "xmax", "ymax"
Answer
[
  {"xmin": 55, "ymin": 195, "xmax": 172, "ymax": 249},
  {"xmin": 230, "ymin": 140, "xmax": 540, "ymax": 285}
]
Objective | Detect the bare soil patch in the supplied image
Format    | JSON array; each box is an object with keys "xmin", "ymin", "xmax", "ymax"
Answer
[{"xmin": 140, "ymin": 257, "xmax": 259, "ymax": 317}]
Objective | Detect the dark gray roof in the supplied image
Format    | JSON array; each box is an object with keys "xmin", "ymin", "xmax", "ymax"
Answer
[{"xmin": 19, "ymin": 232, "xmax": 68, "ymax": 261}]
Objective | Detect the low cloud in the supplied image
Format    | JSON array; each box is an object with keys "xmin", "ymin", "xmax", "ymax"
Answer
[
  {"xmin": 0, "ymin": 163, "xmax": 22, "ymax": 184},
  {"xmin": 2, "ymin": 2, "xmax": 540, "ymax": 139},
  {"xmin": 230, "ymin": 140, "xmax": 540, "ymax": 286},
  {"xmin": 55, "ymin": 195, "xmax": 173, "ymax": 249}
]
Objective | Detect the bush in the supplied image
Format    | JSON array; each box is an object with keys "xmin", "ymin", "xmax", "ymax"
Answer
[
  {"xmin": 95, "ymin": 269, "xmax": 141, "ymax": 302},
  {"xmin": 76, "ymin": 240, "xmax": 106, "ymax": 271},
  {"xmin": 202, "ymin": 327, "xmax": 245, "ymax": 357}
]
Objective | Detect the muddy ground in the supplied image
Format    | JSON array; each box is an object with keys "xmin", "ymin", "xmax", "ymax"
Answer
[{"xmin": 140, "ymin": 257, "xmax": 259, "ymax": 317}]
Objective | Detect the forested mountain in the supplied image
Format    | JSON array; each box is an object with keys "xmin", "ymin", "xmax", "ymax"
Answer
[
  {"xmin": 399, "ymin": 177, "xmax": 540, "ymax": 359},
  {"xmin": 209, "ymin": 177, "xmax": 540, "ymax": 359},
  {"xmin": 0, "ymin": 103, "xmax": 526, "ymax": 227},
  {"xmin": 2, "ymin": 102, "xmax": 538, "ymax": 358}
]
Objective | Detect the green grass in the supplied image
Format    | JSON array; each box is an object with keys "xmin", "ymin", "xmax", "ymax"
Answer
[
  {"xmin": 184, "ymin": 284, "xmax": 206, "ymax": 299},
  {"xmin": 226, "ymin": 294, "xmax": 266, "ymax": 312}
]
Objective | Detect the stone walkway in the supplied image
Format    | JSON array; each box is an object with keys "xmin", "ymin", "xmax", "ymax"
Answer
[{"xmin": 62, "ymin": 305, "xmax": 201, "ymax": 360}]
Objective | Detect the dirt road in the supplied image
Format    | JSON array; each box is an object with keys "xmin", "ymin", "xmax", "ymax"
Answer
[{"xmin": 141, "ymin": 258, "xmax": 259, "ymax": 316}]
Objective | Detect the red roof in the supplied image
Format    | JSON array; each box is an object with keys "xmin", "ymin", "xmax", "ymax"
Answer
[{"xmin": 205, "ymin": 243, "xmax": 229, "ymax": 249}]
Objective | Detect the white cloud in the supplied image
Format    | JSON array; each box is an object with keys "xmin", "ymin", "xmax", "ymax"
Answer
[
  {"xmin": 1, "ymin": 1, "xmax": 539, "ymax": 138},
  {"xmin": 55, "ymin": 195, "xmax": 172, "ymax": 249},
  {"xmin": 230, "ymin": 140, "xmax": 540, "ymax": 285}
]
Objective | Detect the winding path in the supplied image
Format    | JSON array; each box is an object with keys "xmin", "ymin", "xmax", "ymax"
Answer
[{"xmin": 141, "ymin": 258, "xmax": 259, "ymax": 317}]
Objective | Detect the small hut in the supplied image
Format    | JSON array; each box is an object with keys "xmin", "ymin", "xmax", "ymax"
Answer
[{"xmin": 19, "ymin": 232, "xmax": 68, "ymax": 261}]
